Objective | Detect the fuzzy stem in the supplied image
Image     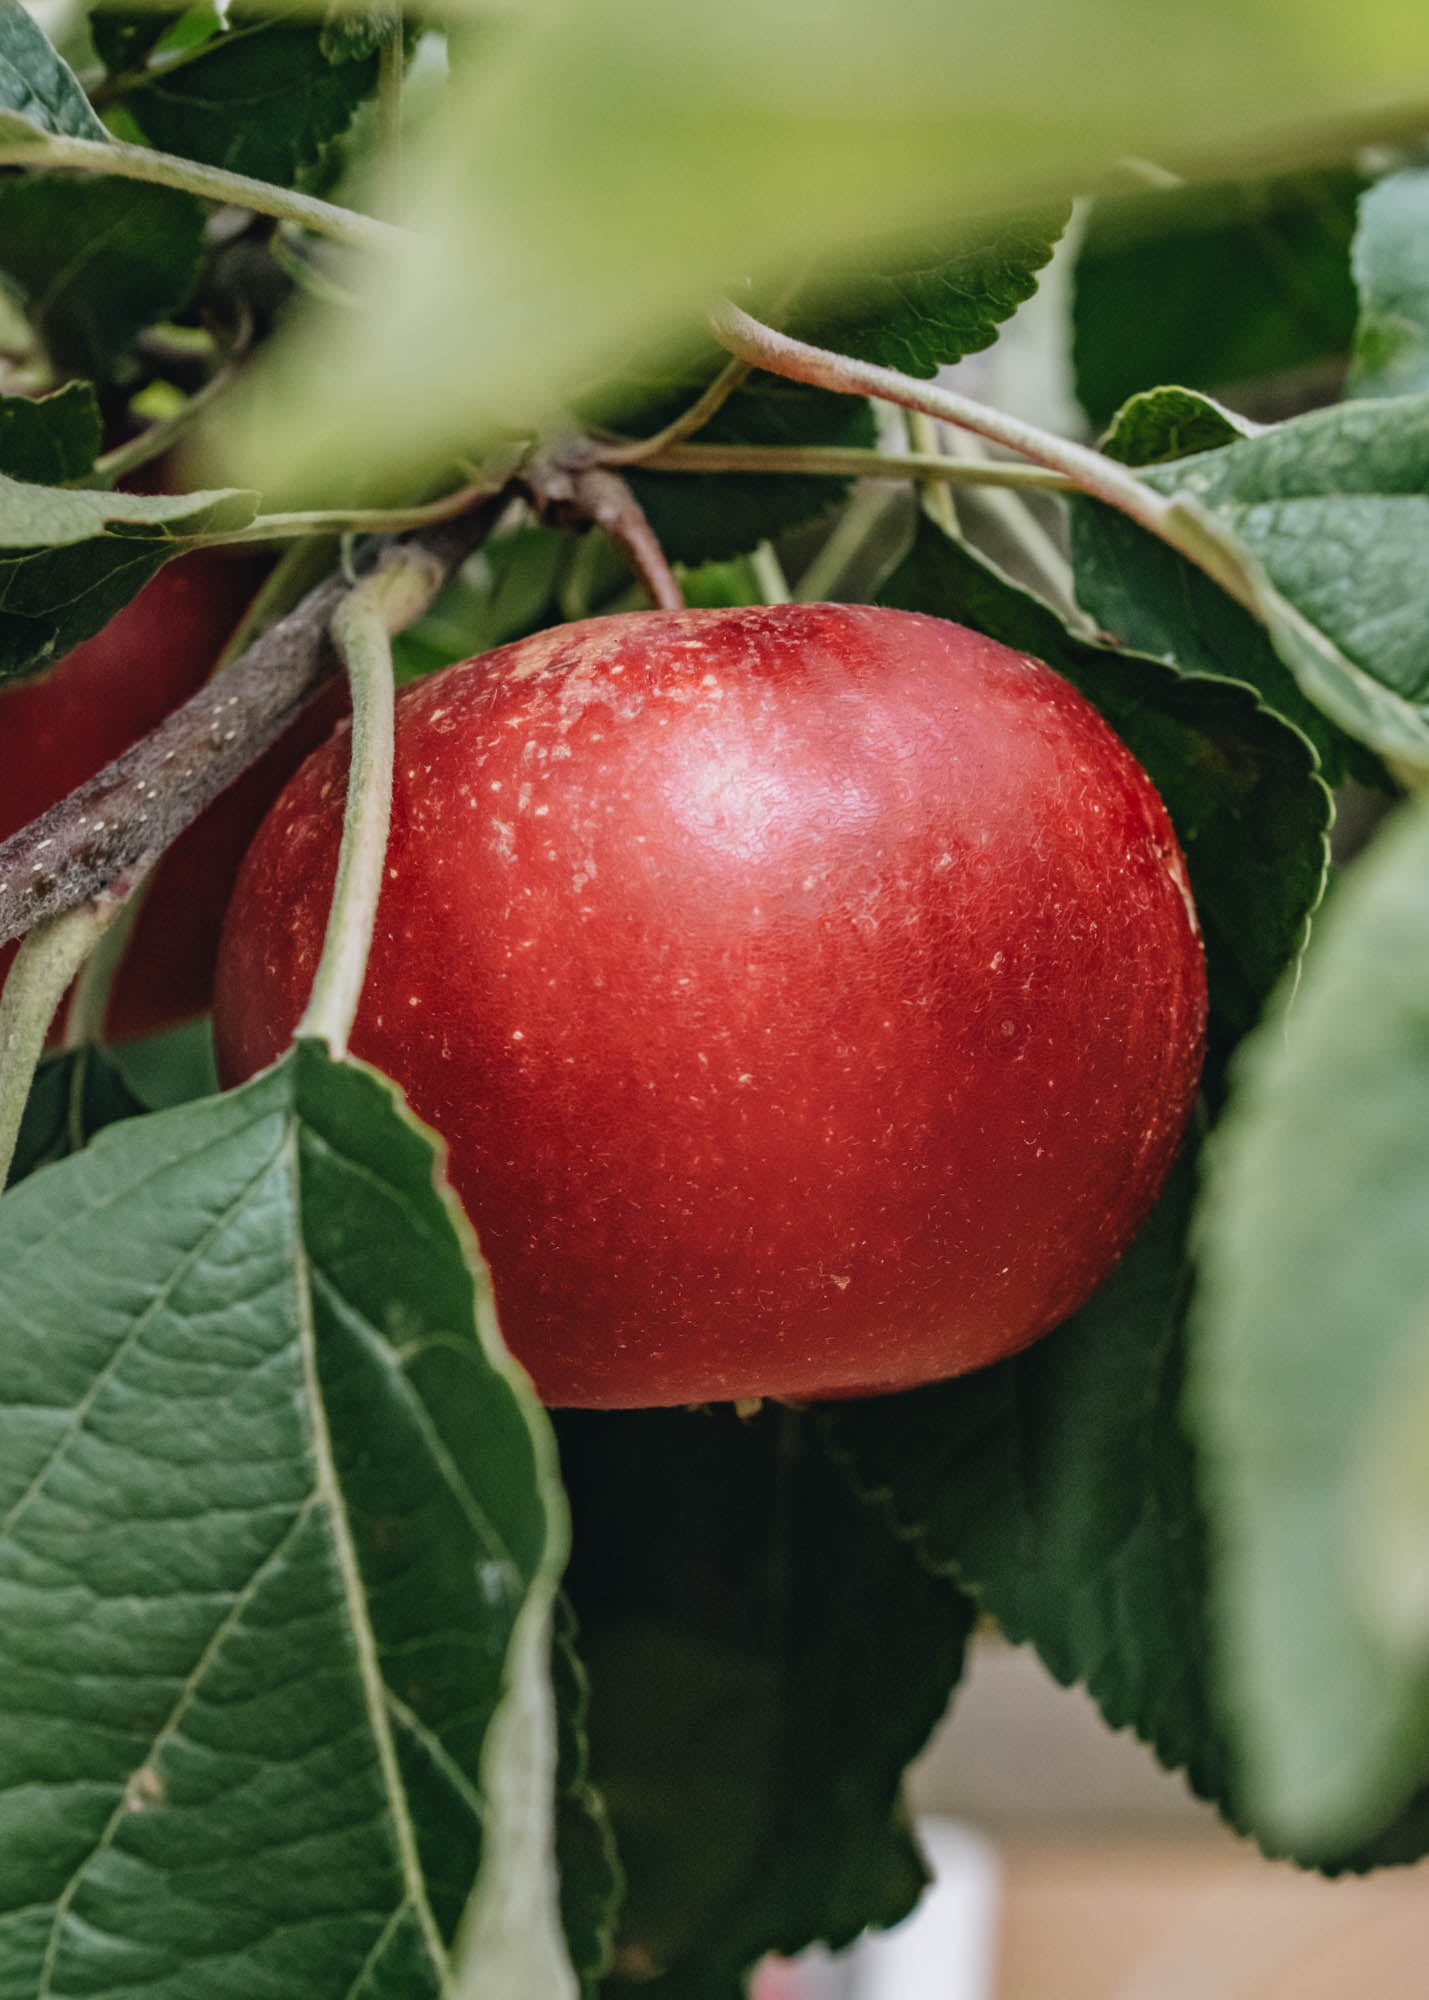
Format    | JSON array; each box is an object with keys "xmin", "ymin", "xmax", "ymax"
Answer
[
  {"xmin": 0, "ymin": 129, "xmax": 404, "ymax": 253},
  {"xmin": 709, "ymin": 300, "xmax": 1260, "ymax": 614},
  {"xmin": 60, "ymin": 878, "xmax": 150, "ymax": 1050},
  {"xmin": 0, "ymin": 899, "xmax": 128, "ymax": 1189},
  {"xmin": 297, "ymin": 551, "xmax": 442, "ymax": 1055}
]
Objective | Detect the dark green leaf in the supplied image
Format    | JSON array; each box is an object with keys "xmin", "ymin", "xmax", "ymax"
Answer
[
  {"xmin": 826, "ymin": 1158, "xmax": 1227, "ymax": 1797},
  {"xmin": 1191, "ymin": 790, "xmax": 1429, "ymax": 1855},
  {"xmin": 7, "ymin": 1045, "xmax": 144, "ymax": 1185},
  {"xmin": 116, "ymin": 16, "xmax": 381, "ymax": 189},
  {"xmin": 792, "ymin": 206, "xmax": 1069, "ymax": 377},
  {"xmin": 610, "ymin": 359, "xmax": 877, "ymax": 565},
  {"xmin": 1100, "ymin": 384, "xmax": 1254, "ymax": 465},
  {"xmin": 109, "ymin": 1015, "xmax": 222, "ymax": 1111},
  {"xmin": 880, "ymin": 515, "xmax": 1331, "ymax": 1059},
  {"xmin": 0, "ymin": 0, "xmax": 107, "ymax": 139},
  {"xmin": 0, "ymin": 382, "xmax": 100, "ymax": 485},
  {"xmin": 0, "ymin": 174, "xmax": 206, "ymax": 380},
  {"xmin": 1074, "ymin": 170, "xmax": 1362, "ymax": 426},
  {"xmin": 0, "ymin": 472, "xmax": 257, "ymax": 681},
  {"xmin": 0, "ymin": 1043, "xmax": 577, "ymax": 1996},
  {"xmin": 559, "ymin": 1405, "xmax": 972, "ymax": 1998},
  {"xmin": 1349, "ymin": 167, "xmax": 1429, "ymax": 401}
]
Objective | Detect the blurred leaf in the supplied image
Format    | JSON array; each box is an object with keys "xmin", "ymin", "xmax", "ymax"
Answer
[
  {"xmin": 0, "ymin": 174, "xmax": 206, "ymax": 380},
  {"xmin": 559, "ymin": 1405, "xmax": 972, "ymax": 1998},
  {"xmin": 0, "ymin": 473, "xmax": 257, "ymax": 681},
  {"xmin": 108, "ymin": 14, "xmax": 381, "ymax": 188},
  {"xmin": 792, "ymin": 205, "xmax": 1069, "ymax": 377},
  {"xmin": 0, "ymin": 382, "xmax": 100, "ymax": 484},
  {"xmin": 1191, "ymin": 790, "xmax": 1429, "ymax": 1853},
  {"xmin": 617, "ymin": 364, "xmax": 876, "ymax": 564},
  {"xmin": 826, "ymin": 1159, "xmax": 1229, "ymax": 1799},
  {"xmin": 0, "ymin": 0, "xmax": 106, "ymax": 139},
  {"xmin": 217, "ymin": 0, "xmax": 1429, "ymax": 502},
  {"xmin": 1100, "ymin": 384, "xmax": 1255, "ymax": 463},
  {"xmin": 1349, "ymin": 167, "xmax": 1429, "ymax": 399},
  {"xmin": 880, "ymin": 515, "xmax": 1330, "ymax": 1059},
  {"xmin": 7, "ymin": 1044, "xmax": 145, "ymax": 1185},
  {"xmin": 1074, "ymin": 169, "xmax": 1362, "ymax": 426},
  {"xmin": 0, "ymin": 1043, "xmax": 577, "ymax": 1996}
]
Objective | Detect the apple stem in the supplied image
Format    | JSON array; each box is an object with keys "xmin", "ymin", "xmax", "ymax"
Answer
[
  {"xmin": 0, "ymin": 130, "xmax": 404, "ymax": 255},
  {"xmin": 298, "ymin": 550, "xmax": 445, "ymax": 1057},
  {"xmin": 708, "ymin": 301, "xmax": 1264, "ymax": 618},
  {"xmin": 0, "ymin": 898, "xmax": 132, "ymax": 1191}
]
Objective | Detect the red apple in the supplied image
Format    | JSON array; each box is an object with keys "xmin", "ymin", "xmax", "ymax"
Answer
[
  {"xmin": 213, "ymin": 604, "xmax": 1206, "ymax": 1408},
  {"xmin": 0, "ymin": 552, "xmax": 341, "ymax": 1041}
]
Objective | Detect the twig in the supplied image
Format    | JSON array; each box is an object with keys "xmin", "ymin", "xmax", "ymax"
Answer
[
  {"xmin": 0, "ymin": 501, "xmax": 506, "ymax": 951},
  {"xmin": 523, "ymin": 459, "xmax": 683, "ymax": 611},
  {"xmin": 0, "ymin": 130, "xmax": 403, "ymax": 254}
]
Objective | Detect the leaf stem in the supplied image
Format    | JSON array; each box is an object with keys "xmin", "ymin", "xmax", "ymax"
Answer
[
  {"xmin": 904, "ymin": 412, "xmax": 956, "ymax": 534},
  {"xmin": 708, "ymin": 300, "xmax": 1263, "ymax": 615},
  {"xmin": 0, "ymin": 130, "xmax": 404, "ymax": 254},
  {"xmin": 89, "ymin": 338, "xmax": 249, "ymax": 491},
  {"xmin": 60, "ymin": 878, "xmax": 151, "ymax": 1050},
  {"xmin": 638, "ymin": 439, "xmax": 1072, "ymax": 489},
  {"xmin": 201, "ymin": 477, "xmax": 502, "ymax": 547},
  {"xmin": 298, "ymin": 549, "xmax": 444, "ymax": 1056},
  {"xmin": 595, "ymin": 355, "xmax": 753, "ymax": 467},
  {"xmin": 0, "ymin": 898, "xmax": 129, "ymax": 1189},
  {"xmin": 748, "ymin": 542, "xmax": 791, "ymax": 604}
]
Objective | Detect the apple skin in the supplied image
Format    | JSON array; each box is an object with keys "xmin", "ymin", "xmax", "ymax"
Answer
[
  {"xmin": 0, "ymin": 552, "xmax": 341, "ymax": 1041},
  {"xmin": 214, "ymin": 603, "xmax": 1206, "ymax": 1408}
]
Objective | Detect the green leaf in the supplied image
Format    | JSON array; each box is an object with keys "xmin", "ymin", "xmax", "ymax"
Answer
[
  {"xmin": 879, "ymin": 515, "xmax": 1330, "ymax": 1058},
  {"xmin": 0, "ymin": 0, "xmax": 107, "ymax": 140},
  {"xmin": 113, "ymin": 15, "xmax": 382, "ymax": 189},
  {"xmin": 614, "ymin": 361, "xmax": 877, "ymax": 564},
  {"xmin": 1111, "ymin": 397, "xmax": 1429, "ymax": 768},
  {"xmin": 217, "ymin": 0, "xmax": 1429, "ymax": 502},
  {"xmin": 0, "ymin": 174, "xmax": 206, "ymax": 380},
  {"xmin": 559, "ymin": 1405, "xmax": 972, "ymax": 1997},
  {"xmin": 0, "ymin": 1042, "xmax": 579, "ymax": 1997},
  {"xmin": 1349, "ymin": 167, "xmax": 1429, "ymax": 400},
  {"xmin": 0, "ymin": 383, "xmax": 100, "ymax": 485},
  {"xmin": 825, "ymin": 1158, "xmax": 1229, "ymax": 1801},
  {"xmin": 0, "ymin": 472, "xmax": 257, "ymax": 681},
  {"xmin": 1190, "ymin": 790, "xmax": 1429, "ymax": 1855},
  {"xmin": 1074, "ymin": 170, "xmax": 1362, "ymax": 426},
  {"xmin": 552, "ymin": 1599, "xmax": 623, "ymax": 1997},
  {"xmin": 7, "ymin": 1045, "xmax": 145, "ymax": 1186},
  {"xmin": 1100, "ymin": 384, "xmax": 1255, "ymax": 465},
  {"xmin": 792, "ymin": 206, "xmax": 1069, "ymax": 378}
]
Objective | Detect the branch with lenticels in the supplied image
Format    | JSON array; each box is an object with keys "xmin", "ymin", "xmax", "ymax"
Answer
[{"xmin": 0, "ymin": 500, "xmax": 507, "ymax": 950}]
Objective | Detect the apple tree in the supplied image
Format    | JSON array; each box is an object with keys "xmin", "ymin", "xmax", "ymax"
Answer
[{"xmin": 2, "ymin": 2, "xmax": 1429, "ymax": 1994}]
